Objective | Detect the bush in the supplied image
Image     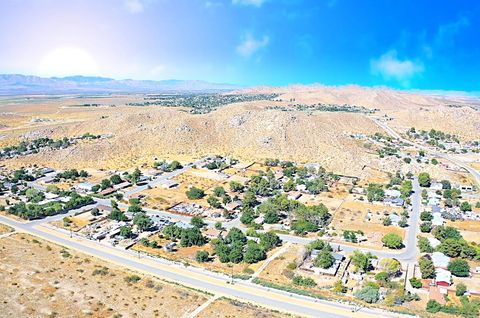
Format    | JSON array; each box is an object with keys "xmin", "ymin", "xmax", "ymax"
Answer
[
  {"xmin": 409, "ymin": 277, "xmax": 422, "ymax": 288},
  {"xmin": 354, "ymin": 285, "xmax": 379, "ymax": 303},
  {"xmin": 381, "ymin": 233, "xmax": 403, "ymax": 249},
  {"xmin": 448, "ymin": 259, "xmax": 470, "ymax": 277},
  {"xmin": 125, "ymin": 275, "xmax": 141, "ymax": 283},
  {"xmin": 195, "ymin": 250, "xmax": 209, "ymax": 262},
  {"xmin": 426, "ymin": 300, "xmax": 442, "ymax": 313},
  {"xmin": 456, "ymin": 283, "xmax": 467, "ymax": 296},
  {"xmin": 186, "ymin": 187, "xmax": 205, "ymax": 200},
  {"xmin": 292, "ymin": 275, "xmax": 316, "ymax": 288}
]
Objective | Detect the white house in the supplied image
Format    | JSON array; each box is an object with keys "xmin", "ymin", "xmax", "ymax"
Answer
[
  {"xmin": 432, "ymin": 213, "xmax": 445, "ymax": 227},
  {"xmin": 432, "ymin": 252, "xmax": 450, "ymax": 269}
]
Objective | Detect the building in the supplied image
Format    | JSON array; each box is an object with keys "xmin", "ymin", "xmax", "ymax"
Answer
[
  {"xmin": 76, "ymin": 182, "xmax": 96, "ymax": 193},
  {"xmin": 435, "ymin": 268, "xmax": 452, "ymax": 287},
  {"xmin": 385, "ymin": 189, "xmax": 401, "ymax": 198},
  {"xmin": 430, "ymin": 183, "xmax": 443, "ymax": 191},
  {"xmin": 432, "ymin": 212, "xmax": 445, "ymax": 227},
  {"xmin": 203, "ymin": 228, "xmax": 224, "ymax": 239},
  {"xmin": 431, "ymin": 252, "xmax": 450, "ymax": 269},
  {"xmin": 310, "ymin": 250, "xmax": 345, "ymax": 276}
]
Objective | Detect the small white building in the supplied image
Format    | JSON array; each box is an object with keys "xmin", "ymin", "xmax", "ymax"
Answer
[
  {"xmin": 432, "ymin": 252, "xmax": 450, "ymax": 269},
  {"xmin": 432, "ymin": 213, "xmax": 445, "ymax": 227}
]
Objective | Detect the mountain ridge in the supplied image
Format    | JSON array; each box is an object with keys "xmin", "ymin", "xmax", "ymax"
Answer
[{"xmin": 0, "ymin": 74, "xmax": 239, "ymax": 95}]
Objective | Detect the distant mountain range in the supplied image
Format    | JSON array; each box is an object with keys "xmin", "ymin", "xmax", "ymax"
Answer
[{"xmin": 0, "ymin": 74, "xmax": 239, "ymax": 95}]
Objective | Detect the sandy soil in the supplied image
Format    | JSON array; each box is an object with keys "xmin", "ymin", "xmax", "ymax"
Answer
[
  {"xmin": 0, "ymin": 233, "xmax": 208, "ymax": 318},
  {"xmin": 198, "ymin": 297, "xmax": 300, "ymax": 318}
]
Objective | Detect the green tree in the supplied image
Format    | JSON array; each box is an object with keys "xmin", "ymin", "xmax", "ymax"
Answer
[
  {"xmin": 432, "ymin": 226, "xmax": 462, "ymax": 241},
  {"xmin": 119, "ymin": 226, "xmax": 133, "ymax": 238},
  {"xmin": 314, "ymin": 249, "xmax": 335, "ymax": 269},
  {"xmin": 366, "ymin": 183, "xmax": 385, "ymax": 202},
  {"xmin": 418, "ymin": 172, "xmax": 431, "ymax": 187},
  {"xmin": 351, "ymin": 251, "xmax": 375, "ymax": 273},
  {"xmin": 186, "ymin": 187, "xmax": 205, "ymax": 200},
  {"xmin": 354, "ymin": 285, "xmax": 379, "ymax": 303},
  {"xmin": 190, "ymin": 216, "xmax": 205, "ymax": 228},
  {"xmin": 110, "ymin": 174, "xmax": 122, "ymax": 185},
  {"xmin": 229, "ymin": 181, "xmax": 244, "ymax": 192},
  {"xmin": 460, "ymin": 201, "xmax": 472, "ymax": 212},
  {"xmin": 419, "ymin": 256, "xmax": 435, "ymax": 279},
  {"xmin": 225, "ymin": 227, "xmax": 246, "ymax": 245},
  {"xmin": 195, "ymin": 250, "xmax": 209, "ymax": 262},
  {"xmin": 418, "ymin": 237, "xmax": 434, "ymax": 253},
  {"xmin": 426, "ymin": 300, "xmax": 442, "ymax": 313},
  {"xmin": 382, "ymin": 233, "xmax": 403, "ymax": 249},
  {"xmin": 240, "ymin": 207, "xmax": 256, "ymax": 225},
  {"xmin": 133, "ymin": 212, "xmax": 152, "ymax": 232},
  {"xmin": 259, "ymin": 231, "xmax": 281, "ymax": 251},
  {"xmin": 207, "ymin": 195, "xmax": 222, "ymax": 208},
  {"xmin": 448, "ymin": 259, "xmax": 470, "ymax": 277},
  {"xmin": 455, "ymin": 283, "xmax": 467, "ymax": 296},
  {"xmin": 244, "ymin": 241, "xmax": 266, "ymax": 263},
  {"xmin": 409, "ymin": 277, "xmax": 422, "ymax": 288},
  {"xmin": 420, "ymin": 221, "xmax": 432, "ymax": 233},
  {"xmin": 420, "ymin": 211, "xmax": 433, "ymax": 221},
  {"xmin": 180, "ymin": 227, "xmax": 206, "ymax": 247},
  {"xmin": 213, "ymin": 186, "xmax": 226, "ymax": 197}
]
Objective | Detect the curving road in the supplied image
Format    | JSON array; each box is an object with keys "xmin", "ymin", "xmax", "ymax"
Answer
[{"xmin": 0, "ymin": 214, "xmax": 408, "ymax": 318}]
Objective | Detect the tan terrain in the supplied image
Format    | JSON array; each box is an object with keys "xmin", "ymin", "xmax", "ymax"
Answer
[{"xmin": 1, "ymin": 86, "xmax": 479, "ymax": 177}]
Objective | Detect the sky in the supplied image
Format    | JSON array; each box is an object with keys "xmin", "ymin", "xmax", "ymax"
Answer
[{"xmin": 0, "ymin": 0, "xmax": 479, "ymax": 91}]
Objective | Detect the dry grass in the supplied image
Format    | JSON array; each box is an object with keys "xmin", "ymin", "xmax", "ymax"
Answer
[
  {"xmin": 0, "ymin": 223, "xmax": 13, "ymax": 235},
  {"xmin": 197, "ymin": 297, "xmax": 299, "ymax": 318},
  {"xmin": 0, "ymin": 233, "xmax": 208, "ymax": 318}
]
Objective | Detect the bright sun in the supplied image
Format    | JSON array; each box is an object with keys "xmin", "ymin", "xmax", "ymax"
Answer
[{"xmin": 38, "ymin": 47, "xmax": 99, "ymax": 77}]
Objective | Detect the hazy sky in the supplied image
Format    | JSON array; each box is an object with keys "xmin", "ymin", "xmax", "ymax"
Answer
[{"xmin": 1, "ymin": 0, "xmax": 479, "ymax": 91}]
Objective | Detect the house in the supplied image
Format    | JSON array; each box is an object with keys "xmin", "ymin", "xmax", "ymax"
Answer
[
  {"xmin": 225, "ymin": 201, "xmax": 242, "ymax": 212},
  {"xmin": 159, "ymin": 179, "xmax": 179, "ymax": 189},
  {"xmin": 203, "ymin": 228, "xmax": 224, "ymax": 239},
  {"xmin": 458, "ymin": 184, "xmax": 474, "ymax": 193},
  {"xmin": 430, "ymin": 182, "xmax": 443, "ymax": 191},
  {"xmin": 351, "ymin": 187, "xmax": 366, "ymax": 195},
  {"xmin": 432, "ymin": 212, "xmax": 445, "ymax": 227},
  {"xmin": 385, "ymin": 189, "xmax": 401, "ymax": 198},
  {"xmin": 99, "ymin": 187, "xmax": 117, "ymax": 196},
  {"xmin": 287, "ymin": 191, "xmax": 302, "ymax": 200},
  {"xmin": 385, "ymin": 197, "xmax": 404, "ymax": 207},
  {"xmin": 311, "ymin": 250, "xmax": 345, "ymax": 276},
  {"xmin": 76, "ymin": 182, "xmax": 95, "ymax": 193},
  {"xmin": 295, "ymin": 184, "xmax": 307, "ymax": 192},
  {"xmin": 431, "ymin": 252, "xmax": 450, "ymax": 269},
  {"xmin": 97, "ymin": 204, "xmax": 113, "ymax": 213},
  {"xmin": 427, "ymin": 237, "xmax": 441, "ymax": 248},
  {"xmin": 431, "ymin": 205, "xmax": 441, "ymax": 214},
  {"xmin": 113, "ymin": 181, "xmax": 131, "ymax": 190},
  {"xmin": 389, "ymin": 213, "xmax": 401, "ymax": 226},
  {"xmin": 435, "ymin": 268, "xmax": 452, "ymax": 287}
]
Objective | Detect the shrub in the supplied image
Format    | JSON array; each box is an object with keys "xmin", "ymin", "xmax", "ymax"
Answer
[
  {"xmin": 455, "ymin": 283, "xmax": 467, "ymax": 296},
  {"xmin": 448, "ymin": 259, "xmax": 470, "ymax": 277},
  {"xmin": 381, "ymin": 233, "xmax": 403, "ymax": 249},
  {"xmin": 125, "ymin": 275, "xmax": 141, "ymax": 283},
  {"xmin": 409, "ymin": 277, "xmax": 422, "ymax": 288},
  {"xmin": 292, "ymin": 275, "xmax": 316, "ymax": 288},
  {"xmin": 195, "ymin": 250, "xmax": 209, "ymax": 262},
  {"xmin": 426, "ymin": 300, "xmax": 442, "ymax": 313},
  {"xmin": 186, "ymin": 187, "xmax": 205, "ymax": 200},
  {"xmin": 354, "ymin": 285, "xmax": 379, "ymax": 303}
]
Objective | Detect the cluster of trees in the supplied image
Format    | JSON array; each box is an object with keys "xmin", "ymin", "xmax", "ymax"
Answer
[
  {"xmin": 55, "ymin": 169, "xmax": 89, "ymax": 181},
  {"xmin": 308, "ymin": 240, "xmax": 335, "ymax": 269},
  {"xmin": 0, "ymin": 137, "xmax": 72, "ymax": 158},
  {"xmin": 366, "ymin": 183, "xmax": 385, "ymax": 202},
  {"xmin": 163, "ymin": 223, "xmax": 206, "ymax": 247},
  {"xmin": 206, "ymin": 186, "xmax": 232, "ymax": 209},
  {"xmin": 153, "ymin": 160, "xmax": 183, "ymax": 172},
  {"xmin": 212, "ymin": 228, "xmax": 280, "ymax": 264},
  {"xmin": 8, "ymin": 191, "xmax": 93, "ymax": 220}
]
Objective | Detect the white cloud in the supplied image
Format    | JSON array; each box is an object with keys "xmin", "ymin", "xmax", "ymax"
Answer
[
  {"xmin": 236, "ymin": 34, "xmax": 269, "ymax": 58},
  {"xmin": 370, "ymin": 50, "xmax": 424, "ymax": 86},
  {"xmin": 124, "ymin": 0, "xmax": 144, "ymax": 13},
  {"xmin": 232, "ymin": 0, "xmax": 267, "ymax": 7}
]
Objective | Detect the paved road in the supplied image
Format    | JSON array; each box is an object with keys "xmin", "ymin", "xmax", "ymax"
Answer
[
  {"xmin": 371, "ymin": 117, "xmax": 480, "ymax": 186},
  {"xmin": 0, "ymin": 215, "xmax": 406, "ymax": 318}
]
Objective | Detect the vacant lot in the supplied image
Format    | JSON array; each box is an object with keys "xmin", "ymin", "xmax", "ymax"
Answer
[
  {"xmin": 0, "ymin": 233, "xmax": 208, "ymax": 318},
  {"xmin": 0, "ymin": 223, "xmax": 13, "ymax": 235},
  {"xmin": 198, "ymin": 297, "xmax": 299, "ymax": 318}
]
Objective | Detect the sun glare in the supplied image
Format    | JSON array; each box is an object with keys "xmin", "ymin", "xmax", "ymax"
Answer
[{"xmin": 38, "ymin": 47, "xmax": 99, "ymax": 77}]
